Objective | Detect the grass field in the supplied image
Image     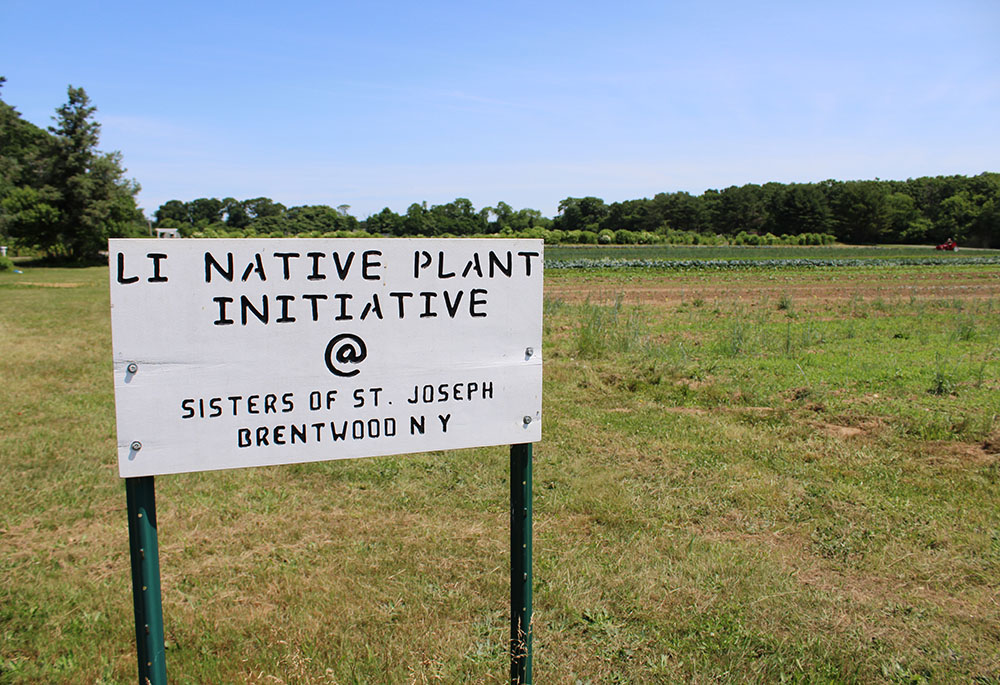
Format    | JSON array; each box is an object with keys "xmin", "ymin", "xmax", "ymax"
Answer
[{"xmin": 2, "ymin": 251, "xmax": 1000, "ymax": 683}]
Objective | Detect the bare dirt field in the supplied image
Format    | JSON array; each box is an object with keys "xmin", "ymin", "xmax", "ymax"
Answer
[{"xmin": 546, "ymin": 267, "xmax": 1000, "ymax": 309}]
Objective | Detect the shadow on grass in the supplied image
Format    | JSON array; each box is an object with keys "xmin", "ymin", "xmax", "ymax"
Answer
[{"xmin": 11, "ymin": 253, "xmax": 109, "ymax": 268}]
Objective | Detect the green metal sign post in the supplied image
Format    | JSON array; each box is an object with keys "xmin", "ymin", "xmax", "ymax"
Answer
[
  {"xmin": 126, "ymin": 476, "xmax": 167, "ymax": 685},
  {"xmin": 123, "ymin": 453, "xmax": 534, "ymax": 685},
  {"xmin": 510, "ymin": 443, "xmax": 533, "ymax": 684}
]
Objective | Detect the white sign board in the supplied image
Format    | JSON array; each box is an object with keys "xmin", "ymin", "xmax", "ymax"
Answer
[{"xmin": 109, "ymin": 239, "xmax": 542, "ymax": 477}]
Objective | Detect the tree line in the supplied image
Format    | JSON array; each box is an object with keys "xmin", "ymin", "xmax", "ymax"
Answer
[
  {"xmin": 0, "ymin": 78, "xmax": 145, "ymax": 261},
  {"xmin": 2, "ymin": 79, "xmax": 997, "ymax": 261},
  {"xmin": 157, "ymin": 175, "xmax": 998, "ymax": 248},
  {"xmin": 155, "ymin": 197, "xmax": 552, "ymax": 240}
]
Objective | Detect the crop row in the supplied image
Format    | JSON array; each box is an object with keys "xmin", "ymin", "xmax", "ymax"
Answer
[{"xmin": 544, "ymin": 256, "xmax": 1000, "ymax": 270}]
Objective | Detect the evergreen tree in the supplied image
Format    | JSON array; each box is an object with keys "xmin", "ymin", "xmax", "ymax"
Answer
[{"xmin": 4, "ymin": 85, "xmax": 142, "ymax": 260}]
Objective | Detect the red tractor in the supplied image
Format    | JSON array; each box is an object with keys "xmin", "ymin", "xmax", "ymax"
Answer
[{"xmin": 936, "ymin": 238, "xmax": 958, "ymax": 251}]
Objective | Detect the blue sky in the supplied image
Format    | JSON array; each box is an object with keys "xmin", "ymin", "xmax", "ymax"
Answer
[{"xmin": 2, "ymin": 0, "xmax": 997, "ymax": 218}]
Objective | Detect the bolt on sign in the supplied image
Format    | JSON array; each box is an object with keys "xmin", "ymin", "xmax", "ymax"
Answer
[{"xmin": 109, "ymin": 239, "xmax": 543, "ymax": 477}]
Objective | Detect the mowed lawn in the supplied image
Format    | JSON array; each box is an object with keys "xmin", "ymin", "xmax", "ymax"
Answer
[{"xmin": 2, "ymin": 259, "xmax": 999, "ymax": 683}]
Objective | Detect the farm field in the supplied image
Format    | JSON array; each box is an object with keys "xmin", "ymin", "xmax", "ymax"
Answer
[
  {"xmin": 545, "ymin": 244, "xmax": 1000, "ymax": 263},
  {"xmin": 2, "ymin": 255, "xmax": 1000, "ymax": 683}
]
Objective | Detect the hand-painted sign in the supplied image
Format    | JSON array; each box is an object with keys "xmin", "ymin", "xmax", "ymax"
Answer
[{"xmin": 109, "ymin": 238, "xmax": 542, "ymax": 476}]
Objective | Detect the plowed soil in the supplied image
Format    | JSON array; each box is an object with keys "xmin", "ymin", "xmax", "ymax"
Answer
[{"xmin": 545, "ymin": 268, "xmax": 1000, "ymax": 308}]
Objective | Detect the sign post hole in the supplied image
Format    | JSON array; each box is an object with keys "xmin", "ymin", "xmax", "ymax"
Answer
[
  {"xmin": 510, "ymin": 442, "xmax": 533, "ymax": 684},
  {"xmin": 126, "ymin": 476, "xmax": 167, "ymax": 684}
]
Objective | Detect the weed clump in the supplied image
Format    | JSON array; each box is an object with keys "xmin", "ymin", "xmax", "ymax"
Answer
[
  {"xmin": 928, "ymin": 354, "xmax": 957, "ymax": 396},
  {"xmin": 574, "ymin": 296, "xmax": 651, "ymax": 359}
]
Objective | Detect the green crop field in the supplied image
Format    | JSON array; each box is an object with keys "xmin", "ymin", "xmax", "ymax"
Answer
[
  {"xmin": 2, "ymin": 255, "xmax": 1000, "ymax": 683},
  {"xmin": 545, "ymin": 245, "xmax": 1000, "ymax": 272},
  {"xmin": 545, "ymin": 245, "xmax": 1000, "ymax": 262}
]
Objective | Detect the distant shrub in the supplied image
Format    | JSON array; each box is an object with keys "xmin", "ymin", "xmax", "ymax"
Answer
[
  {"xmin": 544, "ymin": 229, "xmax": 565, "ymax": 244},
  {"xmin": 516, "ymin": 227, "xmax": 548, "ymax": 240},
  {"xmin": 0, "ymin": 254, "xmax": 14, "ymax": 271}
]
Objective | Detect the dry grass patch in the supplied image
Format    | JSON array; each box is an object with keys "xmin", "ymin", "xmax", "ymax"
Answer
[{"xmin": 3, "ymin": 262, "xmax": 1000, "ymax": 682}]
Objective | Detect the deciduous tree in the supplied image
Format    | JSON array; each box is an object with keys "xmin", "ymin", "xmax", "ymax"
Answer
[{"xmin": 6, "ymin": 85, "xmax": 142, "ymax": 260}]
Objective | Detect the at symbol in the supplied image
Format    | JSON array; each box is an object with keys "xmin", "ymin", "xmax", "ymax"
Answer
[{"xmin": 325, "ymin": 333, "xmax": 368, "ymax": 377}]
